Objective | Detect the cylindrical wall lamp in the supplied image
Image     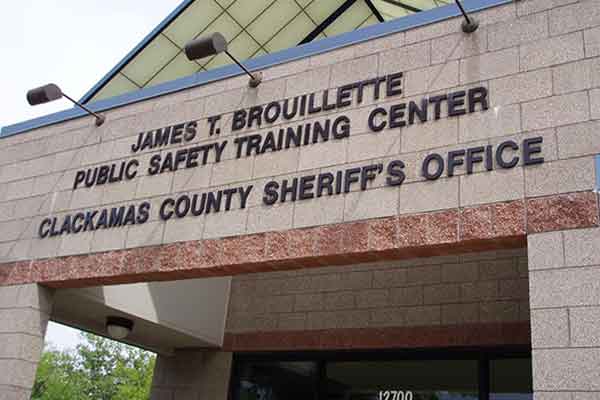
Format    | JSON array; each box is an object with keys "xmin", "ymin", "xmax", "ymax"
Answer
[
  {"xmin": 185, "ymin": 32, "xmax": 262, "ymax": 88},
  {"xmin": 27, "ymin": 83, "xmax": 106, "ymax": 126}
]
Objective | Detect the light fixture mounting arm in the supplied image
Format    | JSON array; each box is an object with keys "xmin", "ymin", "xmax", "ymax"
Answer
[
  {"xmin": 225, "ymin": 51, "xmax": 262, "ymax": 88},
  {"xmin": 61, "ymin": 92, "xmax": 106, "ymax": 126},
  {"xmin": 455, "ymin": 0, "xmax": 479, "ymax": 33}
]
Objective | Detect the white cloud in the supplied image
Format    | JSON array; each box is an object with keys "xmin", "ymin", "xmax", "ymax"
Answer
[
  {"xmin": 45, "ymin": 321, "xmax": 82, "ymax": 351},
  {"xmin": 1, "ymin": 0, "xmax": 181, "ymax": 345}
]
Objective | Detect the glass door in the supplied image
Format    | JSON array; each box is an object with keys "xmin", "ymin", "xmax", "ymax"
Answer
[
  {"xmin": 230, "ymin": 352, "xmax": 532, "ymax": 400},
  {"xmin": 326, "ymin": 360, "xmax": 479, "ymax": 400},
  {"xmin": 234, "ymin": 361, "xmax": 319, "ymax": 400},
  {"xmin": 490, "ymin": 358, "xmax": 533, "ymax": 400}
]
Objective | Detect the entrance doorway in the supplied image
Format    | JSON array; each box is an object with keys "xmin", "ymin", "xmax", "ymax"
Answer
[{"xmin": 230, "ymin": 348, "xmax": 532, "ymax": 400}]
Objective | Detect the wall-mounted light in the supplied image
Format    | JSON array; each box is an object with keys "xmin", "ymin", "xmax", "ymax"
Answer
[
  {"xmin": 106, "ymin": 316, "xmax": 134, "ymax": 340},
  {"xmin": 27, "ymin": 83, "xmax": 106, "ymax": 126},
  {"xmin": 455, "ymin": 0, "xmax": 479, "ymax": 33},
  {"xmin": 185, "ymin": 32, "xmax": 262, "ymax": 88}
]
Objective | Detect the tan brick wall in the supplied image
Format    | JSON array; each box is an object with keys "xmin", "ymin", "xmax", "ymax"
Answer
[
  {"xmin": 2, "ymin": 0, "xmax": 599, "ymax": 264},
  {"xmin": 226, "ymin": 249, "xmax": 529, "ymax": 334},
  {"xmin": 1, "ymin": 0, "xmax": 600, "ymax": 395},
  {"xmin": 529, "ymin": 227, "xmax": 600, "ymax": 397},
  {"xmin": 0, "ymin": 284, "xmax": 53, "ymax": 399},
  {"xmin": 150, "ymin": 350, "xmax": 232, "ymax": 400}
]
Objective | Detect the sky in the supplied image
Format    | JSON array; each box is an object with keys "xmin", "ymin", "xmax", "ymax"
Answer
[
  {"xmin": 0, "ymin": 0, "xmax": 181, "ymax": 131},
  {"xmin": 0, "ymin": 0, "xmax": 181, "ymax": 349}
]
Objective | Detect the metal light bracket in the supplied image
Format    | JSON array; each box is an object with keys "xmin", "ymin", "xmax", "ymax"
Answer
[{"xmin": 455, "ymin": 0, "xmax": 479, "ymax": 33}]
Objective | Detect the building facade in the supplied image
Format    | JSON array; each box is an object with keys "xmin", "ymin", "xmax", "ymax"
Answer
[{"xmin": 2, "ymin": 0, "xmax": 600, "ymax": 399}]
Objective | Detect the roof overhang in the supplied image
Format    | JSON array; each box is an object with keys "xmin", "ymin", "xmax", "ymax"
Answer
[{"xmin": 0, "ymin": 0, "xmax": 510, "ymax": 139}]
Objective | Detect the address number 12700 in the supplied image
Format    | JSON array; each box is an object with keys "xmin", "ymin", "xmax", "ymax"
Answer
[{"xmin": 379, "ymin": 390, "xmax": 413, "ymax": 400}]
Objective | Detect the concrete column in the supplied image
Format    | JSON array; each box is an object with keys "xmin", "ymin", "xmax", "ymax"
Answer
[
  {"xmin": 0, "ymin": 284, "xmax": 54, "ymax": 400},
  {"xmin": 528, "ymin": 227, "xmax": 600, "ymax": 399},
  {"xmin": 150, "ymin": 350, "xmax": 232, "ymax": 400}
]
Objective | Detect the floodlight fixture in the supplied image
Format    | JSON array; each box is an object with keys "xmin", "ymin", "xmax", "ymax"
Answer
[
  {"xmin": 27, "ymin": 83, "xmax": 105, "ymax": 126},
  {"xmin": 185, "ymin": 32, "xmax": 262, "ymax": 88},
  {"xmin": 106, "ymin": 316, "xmax": 134, "ymax": 340},
  {"xmin": 455, "ymin": 0, "xmax": 479, "ymax": 33}
]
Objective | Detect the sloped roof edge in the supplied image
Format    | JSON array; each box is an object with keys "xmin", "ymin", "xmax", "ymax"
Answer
[
  {"xmin": 1, "ymin": 0, "xmax": 509, "ymax": 138},
  {"xmin": 79, "ymin": 0, "xmax": 195, "ymax": 104}
]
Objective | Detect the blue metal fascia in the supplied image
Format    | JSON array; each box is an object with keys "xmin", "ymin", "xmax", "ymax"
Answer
[{"xmin": 1, "ymin": 0, "xmax": 511, "ymax": 139}]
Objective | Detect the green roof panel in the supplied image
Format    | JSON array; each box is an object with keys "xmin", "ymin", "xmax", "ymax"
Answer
[{"xmin": 88, "ymin": 0, "xmax": 453, "ymax": 102}]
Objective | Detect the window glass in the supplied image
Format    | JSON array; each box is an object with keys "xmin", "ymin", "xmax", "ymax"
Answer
[
  {"xmin": 121, "ymin": 34, "xmax": 180, "ymax": 87},
  {"xmin": 234, "ymin": 361, "xmax": 319, "ymax": 400},
  {"xmin": 228, "ymin": 0, "xmax": 276, "ymax": 28},
  {"xmin": 147, "ymin": 51, "xmax": 201, "ymax": 88},
  {"xmin": 490, "ymin": 358, "xmax": 533, "ymax": 400},
  {"xmin": 205, "ymin": 31, "xmax": 261, "ymax": 69},
  {"xmin": 246, "ymin": 0, "xmax": 302, "ymax": 45},
  {"xmin": 326, "ymin": 360, "xmax": 479, "ymax": 400},
  {"xmin": 323, "ymin": 1, "xmax": 372, "ymax": 37},
  {"xmin": 265, "ymin": 12, "xmax": 316, "ymax": 52},
  {"xmin": 87, "ymin": 0, "xmax": 463, "ymax": 102},
  {"xmin": 89, "ymin": 73, "xmax": 138, "ymax": 103},
  {"xmin": 305, "ymin": 0, "xmax": 346, "ymax": 25},
  {"xmin": 163, "ymin": 0, "xmax": 223, "ymax": 47}
]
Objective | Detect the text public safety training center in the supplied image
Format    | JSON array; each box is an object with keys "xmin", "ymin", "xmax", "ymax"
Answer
[{"xmin": 2, "ymin": 0, "xmax": 600, "ymax": 398}]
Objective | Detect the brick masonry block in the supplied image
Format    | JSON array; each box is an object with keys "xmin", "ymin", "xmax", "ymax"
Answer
[
  {"xmin": 522, "ymin": 91, "xmax": 590, "ymax": 132},
  {"xmin": 379, "ymin": 41, "xmax": 431, "ymax": 76},
  {"xmin": 331, "ymin": 55, "xmax": 378, "ymax": 88},
  {"xmin": 528, "ymin": 231, "xmax": 565, "ymax": 270},
  {"xmin": 441, "ymin": 262, "xmax": 478, "ymax": 283},
  {"xmin": 461, "ymin": 281, "xmax": 499, "ymax": 302},
  {"xmin": 224, "ymin": 321, "xmax": 530, "ymax": 351},
  {"xmin": 397, "ymin": 210, "xmax": 459, "ymax": 248},
  {"xmin": 460, "ymin": 47, "xmax": 519, "ymax": 84},
  {"xmin": 549, "ymin": 0, "xmax": 600, "ymax": 36},
  {"xmin": 498, "ymin": 278, "xmax": 529, "ymax": 300},
  {"xmin": 442, "ymin": 303, "xmax": 479, "ymax": 324},
  {"xmin": 520, "ymin": 32, "xmax": 584, "ymax": 72},
  {"xmin": 570, "ymin": 306, "xmax": 600, "ymax": 347},
  {"xmin": 479, "ymin": 258, "xmax": 519, "ymax": 280},
  {"xmin": 433, "ymin": 30, "xmax": 488, "ymax": 63},
  {"xmin": 373, "ymin": 269, "xmax": 407, "ymax": 289},
  {"xmin": 3, "ymin": 191, "xmax": 599, "ymax": 287},
  {"xmin": 405, "ymin": 305, "xmax": 441, "ymax": 326},
  {"xmin": 533, "ymin": 348, "xmax": 600, "ymax": 391},
  {"xmin": 343, "ymin": 187, "xmax": 399, "ymax": 222},
  {"xmin": 424, "ymin": 283, "xmax": 460, "ymax": 304},
  {"xmin": 480, "ymin": 301, "xmax": 520, "ymax": 322},
  {"xmin": 585, "ymin": 26, "xmax": 600, "ymax": 57},
  {"xmin": 563, "ymin": 227, "xmax": 600, "ymax": 267},
  {"xmin": 531, "ymin": 308, "xmax": 570, "ymax": 348},
  {"xmin": 285, "ymin": 66, "xmax": 331, "ymax": 98},
  {"xmin": 527, "ymin": 192, "xmax": 599, "ymax": 233},
  {"xmin": 553, "ymin": 58, "xmax": 600, "ymax": 95},
  {"xmin": 490, "ymin": 68, "xmax": 552, "ymax": 106},
  {"xmin": 458, "ymin": 104, "xmax": 521, "ymax": 142},
  {"xmin": 488, "ymin": 11, "xmax": 548, "ymax": 51},
  {"xmin": 356, "ymin": 289, "xmax": 389, "ymax": 309},
  {"xmin": 407, "ymin": 265, "xmax": 442, "ymax": 285},
  {"xmin": 530, "ymin": 266, "xmax": 600, "ymax": 308},
  {"xmin": 404, "ymin": 62, "xmax": 459, "ymax": 97},
  {"xmin": 399, "ymin": 179, "xmax": 459, "ymax": 215},
  {"xmin": 557, "ymin": 120, "xmax": 600, "ymax": 159},
  {"xmin": 460, "ymin": 168, "xmax": 524, "ymax": 207},
  {"xmin": 591, "ymin": 88, "xmax": 600, "ymax": 120},
  {"xmin": 517, "ymin": 0, "xmax": 578, "ymax": 16}
]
